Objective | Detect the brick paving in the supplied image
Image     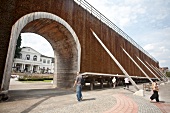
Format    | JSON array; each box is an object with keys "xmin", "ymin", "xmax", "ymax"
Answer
[
  {"xmin": 155, "ymin": 103, "xmax": 170, "ymax": 113},
  {"xmin": 104, "ymin": 94, "xmax": 138, "ymax": 113},
  {"xmin": 0, "ymin": 78, "xmax": 170, "ymax": 113}
]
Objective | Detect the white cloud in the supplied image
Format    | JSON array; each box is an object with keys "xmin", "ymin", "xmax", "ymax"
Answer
[
  {"xmin": 143, "ymin": 44, "xmax": 154, "ymax": 51},
  {"xmin": 21, "ymin": 33, "xmax": 54, "ymax": 57},
  {"xmin": 159, "ymin": 60, "xmax": 166, "ymax": 64},
  {"xmin": 86, "ymin": 0, "xmax": 146, "ymax": 29},
  {"xmin": 143, "ymin": 41, "xmax": 170, "ymax": 68}
]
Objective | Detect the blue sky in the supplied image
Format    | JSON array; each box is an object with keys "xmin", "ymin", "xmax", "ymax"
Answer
[{"xmin": 21, "ymin": 0, "xmax": 170, "ymax": 68}]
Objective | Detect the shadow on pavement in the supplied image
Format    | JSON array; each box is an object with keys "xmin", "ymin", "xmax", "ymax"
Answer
[
  {"xmin": 20, "ymin": 95, "xmax": 54, "ymax": 113},
  {"xmin": 7, "ymin": 88, "xmax": 75, "ymax": 102},
  {"xmin": 82, "ymin": 98, "xmax": 96, "ymax": 101}
]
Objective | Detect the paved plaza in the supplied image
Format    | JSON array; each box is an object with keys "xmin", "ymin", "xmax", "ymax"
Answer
[{"xmin": 0, "ymin": 78, "xmax": 170, "ymax": 113}]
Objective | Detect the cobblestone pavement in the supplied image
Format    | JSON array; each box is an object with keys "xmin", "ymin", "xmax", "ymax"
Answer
[{"xmin": 0, "ymin": 78, "xmax": 170, "ymax": 113}]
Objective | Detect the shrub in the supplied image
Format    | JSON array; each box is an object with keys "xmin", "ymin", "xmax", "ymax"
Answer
[
  {"xmin": 18, "ymin": 75, "xmax": 53, "ymax": 81},
  {"xmin": 166, "ymin": 72, "xmax": 170, "ymax": 77}
]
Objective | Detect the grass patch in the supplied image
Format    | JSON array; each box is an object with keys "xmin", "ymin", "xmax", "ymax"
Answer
[
  {"xmin": 21, "ymin": 80, "xmax": 52, "ymax": 83},
  {"xmin": 18, "ymin": 75, "xmax": 53, "ymax": 82},
  {"xmin": 43, "ymin": 80, "xmax": 53, "ymax": 82}
]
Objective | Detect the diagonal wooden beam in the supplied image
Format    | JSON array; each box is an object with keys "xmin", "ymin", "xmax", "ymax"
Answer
[
  {"xmin": 151, "ymin": 65, "xmax": 169, "ymax": 82},
  {"xmin": 90, "ymin": 29, "xmax": 139, "ymax": 91},
  {"xmin": 136, "ymin": 56, "xmax": 161, "ymax": 82},
  {"xmin": 121, "ymin": 47, "xmax": 153, "ymax": 83},
  {"xmin": 145, "ymin": 61, "xmax": 163, "ymax": 82}
]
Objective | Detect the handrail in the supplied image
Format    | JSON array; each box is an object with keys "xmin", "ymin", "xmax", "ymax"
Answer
[{"xmin": 74, "ymin": 0, "xmax": 158, "ymax": 62}]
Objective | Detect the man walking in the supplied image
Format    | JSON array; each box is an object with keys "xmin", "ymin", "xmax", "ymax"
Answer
[
  {"xmin": 112, "ymin": 77, "xmax": 116, "ymax": 88},
  {"xmin": 73, "ymin": 72, "xmax": 83, "ymax": 102},
  {"xmin": 124, "ymin": 77, "xmax": 129, "ymax": 89}
]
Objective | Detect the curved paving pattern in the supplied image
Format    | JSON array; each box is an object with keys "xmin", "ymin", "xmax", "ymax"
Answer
[
  {"xmin": 127, "ymin": 94, "xmax": 162, "ymax": 113},
  {"xmin": 104, "ymin": 94, "xmax": 138, "ymax": 113}
]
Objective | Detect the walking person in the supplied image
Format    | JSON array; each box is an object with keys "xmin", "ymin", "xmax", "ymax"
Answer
[
  {"xmin": 124, "ymin": 77, "xmax": 129, "ymax": 89},
  {"xmin": 112, "ymin": 77, "xmax": 116, "ymax": 88},
  {"xmin": 150, "ymin": 80, "xmax": 159, "ymax": 102},
  {"xmin": 73, "ymin": 72, "xmax": 83, "ymax": 102}
]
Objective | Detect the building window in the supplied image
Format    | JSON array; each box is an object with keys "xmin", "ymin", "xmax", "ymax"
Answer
[
  {"xmin": 47, "ymin": 60, "xmax": 50, "ymax": 64},
  {"xmin": 33, "ymin": 55, "xmax": 37, "ymax": 61},
  {"xmin": 43, "ymin": 59, "xmax": 46, "ymax": 63},
  {"xmin": 26, "ymin": 55, "xmax": 30, "ymax": 60},
  {"xmin": 40, "ymin": 58, "xmax": 42, "ymax": 62},
  {"xmin": 19, "ymin": 53, "xmax": 22, "ymax": 59}
]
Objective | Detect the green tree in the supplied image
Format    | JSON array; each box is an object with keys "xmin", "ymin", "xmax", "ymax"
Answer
[
  {"xmin": 166, "ymin": 71, "xmax": 170, "ymax": 77},
  {"xmin": 14, "ymin": 34, "xmax": 22, "ymax": 58}
]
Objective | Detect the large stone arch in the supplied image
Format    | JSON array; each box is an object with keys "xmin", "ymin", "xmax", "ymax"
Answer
[{"xmin": 2, "ymin": 12, "xmax": 81, "ymax": 91}]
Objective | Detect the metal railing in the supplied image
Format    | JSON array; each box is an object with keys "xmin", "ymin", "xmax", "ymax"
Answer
[{"xmin": 74, "ymin": 0, "xmax": 158, "ymax": 62}]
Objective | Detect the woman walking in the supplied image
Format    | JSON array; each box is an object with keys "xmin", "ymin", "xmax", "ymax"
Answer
[{"xmin": 150, "ymin": 80, "xmax": 159, "ymax": 102}]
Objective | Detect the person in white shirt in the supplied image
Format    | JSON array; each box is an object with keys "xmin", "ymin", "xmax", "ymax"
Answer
[
  {"xmin": 112, "ymin": 77, "xmax": 116, "ymax": 88},
  {"xmin": 124, "ymin": 77, "xmax": 129, "ymax": 89}
]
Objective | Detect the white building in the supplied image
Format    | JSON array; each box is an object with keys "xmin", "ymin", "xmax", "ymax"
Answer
[{"xmin": 12, "ymin": 47, "xmax": 54, "ymax": 73}]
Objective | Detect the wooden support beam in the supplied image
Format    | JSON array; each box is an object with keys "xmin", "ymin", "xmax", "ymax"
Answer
[
  {"xmin": 152, "ymin": 65, "xmax": 169, "ymax": 82},
  {"xmin": 145, "ymin": 62, "xmax": 163, "ymax": 82},
  {"xmin": 91, "ymin": 29, "xmax": 140, "ymax": 91},
  {"xmin": 122, "ymin": 47, "xmax": 153, "ymax": 83},
  {"xmin": 136, "ymin": 56, "xmax": 161, "ymax": 82}
]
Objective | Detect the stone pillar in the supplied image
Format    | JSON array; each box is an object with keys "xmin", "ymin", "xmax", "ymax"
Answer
[
  {"xmin": 23, "ymin": 64, "xmax": 25, "ymax": 72},
  {"xmin": 90, "ymin": 78, "xmax": 95, "ymax": 90},
  {"xmin": 35, "ymin": 65, "xmax": 38, "ymax": 73},
  {"xmin": 107, "ymin": 78, "xmax": 112, "ymax": 87},
  {"xmin": 57, "ymin": 72, "xmax": 76, "ymax": 88},
  {"xmin": 13, "ymin": 63, "xmax": 16, "ymax": 68},
  {"xmin": 21, "ymin": 64, "xmax": 23, "ymax": 72},
  {"xmin": 100, "ymin": 78, "xmax": 103, "ymax": 89},
  {"xmin": 30, "ymin": 65, "xmax": 33, "ymax": 73},
  {"xmin": 53, "ymin": 51, "xmax": 57, "ymax": 88},
  {"xmin": 12, "ymin": 63, "xmax": 16, "ymax": 72}
]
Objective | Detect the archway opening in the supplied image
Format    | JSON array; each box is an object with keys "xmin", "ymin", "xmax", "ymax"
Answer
[
  {"xmin": 3, "ymin": 12, "xmax": 81, "ymax": 91},
  {"xmin": 10, "ymin": 33, "xmax": 55, "ymax": 90}
]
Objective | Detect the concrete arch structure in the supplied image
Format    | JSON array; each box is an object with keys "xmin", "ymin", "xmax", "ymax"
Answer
[
  {"xmin": 2, "ymin": 12, "xmax": 81, "ymax": 91},
  {"xmin": 0, "ymin": 0, "xmax": 165, "ymax": 97}
]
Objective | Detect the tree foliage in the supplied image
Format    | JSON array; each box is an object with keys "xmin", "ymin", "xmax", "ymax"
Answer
[
  {"xmin": 166, "ymin": 71, "xmax": 170, "ymax": 77},
  {"xmin": 14, "ymin": 34, "xmax": 22, "ymax": 58}
]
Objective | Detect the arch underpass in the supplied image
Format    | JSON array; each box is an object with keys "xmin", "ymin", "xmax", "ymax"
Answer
[
  {"xmin": 0, "ymin": 0, "xmax": 167, "ymax": 98},
  {"xmin": 2, "ymin": 12, "xmax": 81, "ymax": 90}
]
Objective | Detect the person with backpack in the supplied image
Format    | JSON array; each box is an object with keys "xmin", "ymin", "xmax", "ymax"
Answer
[{"xmin": 73, "ymin": 72, "xmax": 84, "ymax": 102}]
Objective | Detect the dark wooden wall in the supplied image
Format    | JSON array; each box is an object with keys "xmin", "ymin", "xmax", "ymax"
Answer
[{"xmin": 0, "ymin": 0, "xmax": 159, "ymax": 88}]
